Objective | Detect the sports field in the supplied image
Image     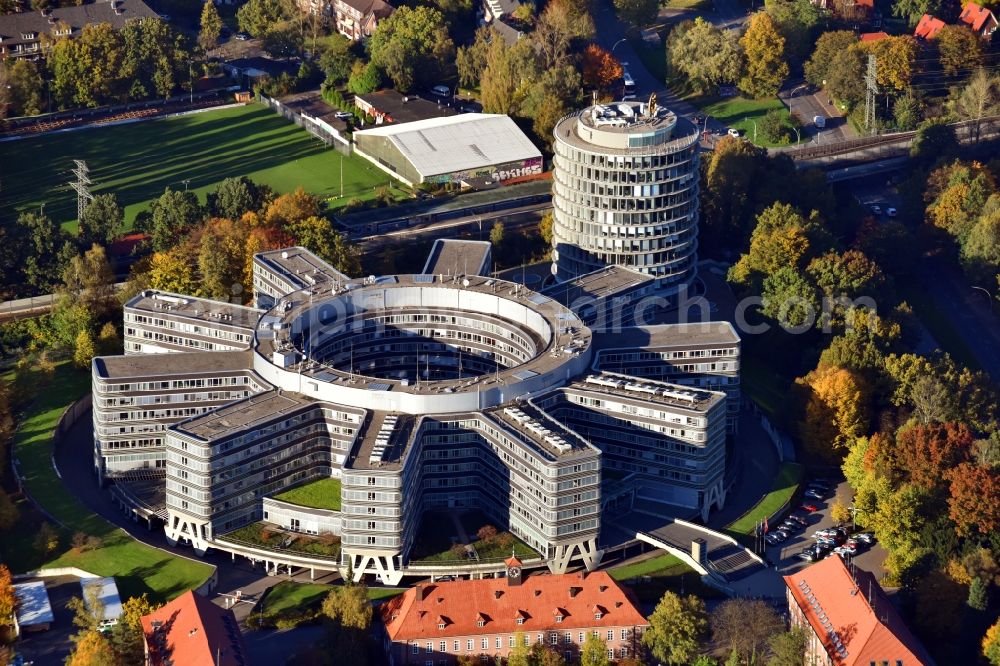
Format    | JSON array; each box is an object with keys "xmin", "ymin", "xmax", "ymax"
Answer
[{"xmin": 0, "ymin": 103, "xmax": 407, "ymax": 231}]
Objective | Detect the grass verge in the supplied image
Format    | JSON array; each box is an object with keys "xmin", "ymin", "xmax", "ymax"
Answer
[
  {"xmin": 610, "ymin": 553, "xmax": 724, "ymax": 602},
  {"xmin": 695, "ymin": 96, "xmax": 801, "ymax": 147},
  {"xmin": 7, "ymin": 361, "xmax": 213, "ymax": 602},
  {"xmin": 724, "ymin": 462, "xmax": 804, "ymax": 539},
  {"xmin": 0, "ymin": 103, "xmax": 407, "ymax": 231},
  {"xmin": 272, "ymin": 477, "xmax": 342, "ymax": 511},
  {"xmin": 740, "ymin": 353, "xmax": 792, "ymax": 422}
]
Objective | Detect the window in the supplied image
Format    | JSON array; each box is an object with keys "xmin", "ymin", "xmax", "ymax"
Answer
[
  {"xmin": 607, "ymin": 630, "xmax": 614, "ymax": 641},
  {"xmin": 480, "ymin": 638, "xmax": 487, "ymax": 650},
  {"xmin": 467, "ymin": 640, "xmax": 473, "ymax": 651},
  {"xmin": 425, "ymin": 641, "xmax": 432, "ymax": 653},
  {"xmin": 579, "ymin": 633, "xmax": 584, "ymax": 643},
  {"xmin": 595, "ymin": 612, "xmax": 602, "ymax": 620},
  {"xmin": 516, "ymin": 617, "xmax": 524, "ymax": 625},
  {"xmin": 439, "ymin": 641, "xmax": 446, "ymax": 652},
  {"xmin": 496, "ymin": 637, "xmax": 502, "ymax": 649},
  {"xmin": 453, "ymin": 641, "xmax": 459, "ymax": 651},
  {"xmin": 555, "ymin": 615, "xmax": 563, "ymax": 623},
  {"xmin": 607, "ymin": 649, "xmax": 615, "ymax": 659},
  {"xmin": 412, "ymin": 645, "xmax": 419, "ymax": 655},
  {"xmin": 563, "ymin": 633, "xmax": 572, "ymax": 644},
  {"xmin": 477, "ymin": 620, "xmax": 485, "ymax": 628},
  {"xmin": 621, "ymin": 629, "xmax": 629, "ymax": 640},
  {"xmin": 509, "ymin": 636, "xmax": 515, "ymax": 648},
  {"xmin": 621, "ymin": 647, "xmax": 629, "ymax": 658},
  {"xmin": 550, "ymin": 633, "xmax": 558, "ymax": 645}
]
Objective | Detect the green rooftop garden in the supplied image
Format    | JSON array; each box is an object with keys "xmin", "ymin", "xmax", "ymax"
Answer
[{"xmin": 272, "ymin": 477, "xmax": 343, "ymax": 511}]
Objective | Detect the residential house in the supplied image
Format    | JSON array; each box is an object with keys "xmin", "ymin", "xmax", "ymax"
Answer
[
  {"xmin": 380, "ymin": 564, "xmax": 649, "ymax": 664},
  {"xmin": 784, "ymin": 556, "xmax": 935, "ymax": 666},
  {"xmin": 914, "ymin": 13, "xmax": 946, "ymax": 39},
  {"xmin": 958, "ymin": 1, "xmax": 997, "ymax": 39},
  {"xmin": 0, "ymin": 0, "xmax": 156, "ymax": 60},
  {"xmin": 859, "ymin": 30, "xmax": 889, "ymax": 41},
  {"xmin": 353, "ymin": 89, "xmax": 457, "ymax": 125},
  {"xmin": 141, "ymin": 590, "xmax": 248, "ymax": 666},
  {"xmin": 332, "ymin": 0, "xmax": 394, "ymax": 41}
]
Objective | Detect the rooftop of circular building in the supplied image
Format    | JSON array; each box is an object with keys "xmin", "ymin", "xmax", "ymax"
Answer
[
  {"xmin": 554, "ymin": 99, "xmax": 700, "ymax": 155},
  {"xmin": 252, "ymin": 273, "xmax": 593, "ymax": 414}
]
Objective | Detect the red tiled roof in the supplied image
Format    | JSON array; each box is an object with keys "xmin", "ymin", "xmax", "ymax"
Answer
[
  {"xmin": 958, "ymin": 1, "xmax": 998, "ymax": 32},
  {"xmin": 382, "ymin": 572, "xmax": 648, "ymax": 640},
  {"xmin": 784, "ymin": 557, "xmax": 935, "ymax": 666},
  {"xmin": 859, "ymin": 31, "xmax": 890, "ymax": 41},
  {"xmin": 914, "ymin": 13, "xmax": 946, "ymax": 38},
  {"xmin": 854, "ymin": 0, "xmax": 875, "ymax": 9},
  {"xmin": 109, "ymin": 232, "xmax": 150, "ymax": 257},
  {"xmin": 141, "ymin": 590, "xmax": 248, "ymax": 666}
]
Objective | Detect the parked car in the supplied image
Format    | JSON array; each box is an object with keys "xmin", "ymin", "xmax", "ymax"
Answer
[
  {"xmin": 801, "ymin": 503, "xmax": 819, "ymax": 513},
  {"xmin": 807, "ymin": 479, "xmax": 830, "ymax": 489},
  {"xmin": 334, "ymin": 111, "xmax": 352, "ymax": 120},
  {"xmin": 797, "ymin": 547, "xmax": 819, "ymax": 562},
  {"xmin": 854, "ymin": 532, "xmax": 876, "ymax": 544},
  {"xmin": 431, "ymin": 84, "xmax": 451, "ymax": 98},
  {"xmin": 887, "ymin": 207, "xmax": 897, "ymax": 217},
  {"xmin": 804, "ymin": 489, "xmax": 825, "ymax": 500},
  {"xmin": 765, "ymin": 534, "xmax": 782, "ymax": 545},
  {"xmin": 814, "ymin": 528, "xmax": 839, "ymax": 538},
  {"xmin": 788, "ymin": 515, "xmax": 809, "ymax": 526},
  {"xmin": 235, "ymin": 32, "xmax": 250, "ymax": 40},
  {"xmin": 870, "ymin": 204, "xmax": 882, "ymax": 215},
  {"xmin": 781, "ymin": 520, "xmax": 801, "ymax": 532},
  {"xmin": 834, "ymin": 543, "xmax": 857, "ymax": 557},
  {"xmin": 727, "ymin": 128, "xmax": 741, "ymax": 138}
]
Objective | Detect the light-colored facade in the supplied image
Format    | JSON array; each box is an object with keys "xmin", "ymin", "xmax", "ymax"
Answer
[
  {"xmin": 123, "ymin": 290, "xmax": 263, "ymax": 354},
  {"xmin": 551, "ymin": 101, "xmax": 700, "ymax": 292},
  {"xmin": 94, "ymin": 244, "xmax": 738, "ymax": 585}
]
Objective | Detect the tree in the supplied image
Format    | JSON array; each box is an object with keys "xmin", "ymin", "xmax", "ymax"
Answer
[
  {"xmin": 18, "ymin": 211, "xmax": 74, "ymax": 293},
  {"xmin": 0, "ymin": 489, "xmax": 19, "ymax": 533},
  {"xmin": 614, "ymin": 0, "xmax": 657, "ymax": 27},
  {"xmin": 237, "ymin": 0, "xmax": 290, "ymax": 37},
  {"xmin": 728, "ymin": 203, "xmax": 831, "ymax": 291},
  {"xmin": 539, "ymin": 211, "xmax": 554, "ymax": 245},
  {"xmin": 964, "ymin": 208, "xmax": 1000, "ymax": 284},
  {"xmin": 3, "ymin": 59, "xmax": 45, "ymax": 116},
  {"xmin": 767, "ymin": 627, "xmax": 807, "ymax": 666},
  {"xmin": 347, "ymin": 60, "xmax": 382, "ymax": 95},
  {"xmin": 804, "ymin": 31, "xmax": 857, "ymax": 88},
  {"xmin": 643, "ymin": 591, "xmax": 708, "ymax": 665},
  {"xmin": 62, "ymin": 243, "xmax": 118, "ymax": 321},
  {"xmin": 321, "ymin": 584, "xmax": 372, "ymax": 630},
  {"xmin": 580, "ymin": 633, "xmax": 609, "ymax": 666},
  {"xmin": 968, "ymin": 576, "xmax": 989, "ymax": 611},
  {"xmin": 534, "ymin": 0, "xmax": 595, "ymax": 70},
  {"xmin": 209, "ymin": 177, "xmax": 264, "ymax": 219},
  {"xmin": 149, "ymin": 243, "xmax": 200, "ymax": 295},
  {"xmin": 199, "ymin": 218, "xmax": 247, "ymax": 300},
  {"xmin": 830, "ymin": 498, "xmax": 852, "ymax": 525},
  {"xmin": 74, "ymin": 328, "xmax": 97, "ymax": 369},
  {"xmin": 262, "ymin": 21, "xmax": 304, "ymax": 60},
  {"xmin": 480, "ymin": 36, "xmax": 519, "ymax": 115},
  {"xmin": 287, "ymin": 216, "xmax": 361, "ymax": 276},
  {"xmin": 264, "ymin": 188, "xmax": 321, "ymax": 227},
  {"xmin": 759, "ymin": 108, "xmax": 789, "ymax": 143},
  {"xmin": 456, "ymin": 25, "xmax": 492, "ymax": 89},
  {"xmin": 33, "ymin": 522, "xmax": 59, "ymax": 556},
  {"xmin": 145, "ymin": 188, "xmax": 204, "ymax": 252},
  {"xmin": 910, "ymin": 118, "xmax": 958, "ymax": 165},
  {"xmin": 581, "ymin": 44, "xmax": 623, "ymax": 93},
  {"xmin": 984, "ymin": 619, "xmax": 1000, "ymax": 666},
  {"xmin": 859, "ymin": 36, "xmax": 917, "ymax": 92},
  {"xmin": 508, "ymin": 633, "xmax": 532, "ymax": 666},
  {"xmin": 666, "ymin": 19, "xmax": 742, "ymax": 94},
  {"xmin": 79, "ymin": 194, "xmax": 125, "ymax": 247},
  {"xmin": 764, "ymin": 0, "xmax": 821, "ymax": 61},
  {"xmin": 66, "ymin": 630, "xmax": 118, "ymax": 666},
  {"xmin": 490, "ymin": 221, "xmax": 506, "ymax": 248},
  {"xmin": 956, "ymin": 68, "xmax": 1000, "ymax": 141},
  {"xmin": 795, "ymin": 363, "xmax": 870, "ymax": 460},
  {"xmin": 946, "ymin": 462, "xmax": 999, "ymax": 536},
  {"xmin": 761, "ymin": 266, "xmax": 819, "ymax": 328},
  {"xmin": 368, "ymin": 5, "xmax": 455, "ymax": 92},
  {"xmin": 738, "ymin": 13, "xmax": 788, "ymax": 99},
  {"xmin": 199, "ymin": 0, "xmax": 223, "ymax": 50},
  {"xmin": 319, "ymin": 34, "xmax": 357, "ymax": 86},
  {"xmin": 107, "ymin": 594, "xmax": 159, "ymax": 664},
  {"xmin": 894, "ymin": 423, "xmax": 973, "ymax": 490},
  {"xmin": 0, "ymin": 565, "xmax": 17, "ymax": 629},
  {"xmin": 936, "ymin": 25, "xmax": 982, "ymax": 77},
  {"xmin": 893, "ymin": 91, "xmax": 922, "ymax": 130},
  {"xmin": 711, "ymin": 599, "xmax": 783, "ymax": 665}
]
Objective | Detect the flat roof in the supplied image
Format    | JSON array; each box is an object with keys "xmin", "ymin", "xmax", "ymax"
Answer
[
  {"xmin": 13, "ymin": 582, "xmax": 54, "ymax": 627},
  {"xmin": 93, "ymin": 351, "xmax": 255, "ymax": 379},
  {"xmin": 355, "ymin": 114, "xmax": 542, "ymax": 178},
  {"xmin": 126, "ymin": 290, "xmax": 263, "ymax": 330},
  {"xmin": 259, "ymin": 274, "xmax": 591, "ymax": 397},
  {"xmin": 172, "ymin": 390, "xmax": 320, "ymax": 441},
  {"xmin": 349, "ymin": 411, "xmax": 415, "ymax": 471},
  {"xmin": 564, "ymin": 372, "xmax": 725, "ymax": 413},
  {"xmin": 81, "ymin": 577, "xmax": 123, "ymax": 622},
  {"xmin": 542, "ymin": 266, "xmax": 654, "ymax": 306},
  {"xmin": 592, "ymin": 322, "xmax": 740, "ymax": 353},
  {"xmin": 354, "ymin": 89, "xmax": 458, "ymax": 125},
  {"xmin": 254, "ymin": 246, "xmax": 350, "ymax": 290},
  {"xmin": 555, "ymin": 108, "xmax": 699, "ymax": 156},
  {"xmin": 422, "ymin": 239, "xmax": 492, "ymax": 276},
  {"xmin": 485, "ymin": 401, "xmax": 594, "ymax": 459}
]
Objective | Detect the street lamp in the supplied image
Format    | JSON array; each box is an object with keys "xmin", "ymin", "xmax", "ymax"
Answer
[
  {"xmin": 789, "ymin": 83, "xmax": 807, "ymax": 145},
  {"xmin": 972, "ymin": 286, "xmax": 994, "ymax": 311},
  {"xmin": 743, "ymin": 116, "xmax": 757, "ymax": 143},
  {"xmin": 610, "ymin": 38, "xmax": 626, "ymax": 54}
]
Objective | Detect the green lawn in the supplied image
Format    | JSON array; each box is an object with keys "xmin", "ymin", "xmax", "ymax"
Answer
[
  {"xmin": 273, "ymin": 477, "xmax": 342, "ymax": 511},
  {"xmin": 609, "ymin": 553, "xmax": 723, "ymax": 602},
  {"xmin": 725, "ymin": 462, "xmax": 804, "ymax": 537},
  {"xmin": 609, "ymin": 553, "xmax": 686, "ymax": 580},
  {"xmin": 7, "ymin": 361, "xmax": 214, "ymax": 602},
  {"xmin": 0, "ymin": 103, "xmax": 407, "ymax": 232},
  {"xmin": 409, "ymin": 510, "xmax": 539, "ymax": 563},
  {"xmin": 697, "ymin": 96, "xmax": 802, "ymax": 147},
  {"xmin": 263, "ymin": 580, "xmax": 332, "ymax": 617},
  {"xmin": 222, "ymin": 522, "xmax": 341, "ymax": 559}
]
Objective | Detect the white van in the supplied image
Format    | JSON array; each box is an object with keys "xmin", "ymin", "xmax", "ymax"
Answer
[
  {"xmin": 621, "ymin": 65, "xmax": 636, "ymax": 100},
  {"xmin": 813, "ymin": 115, "xmax": 826, "ymax": 128}
]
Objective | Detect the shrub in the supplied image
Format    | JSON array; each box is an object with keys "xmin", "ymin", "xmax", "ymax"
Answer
[
  {"xmin": 759, "ymin": 109, "xmax": 790, "ymax": 144},
  {"xmin": 71, "ymin": 531, "xmax": 88, "ymax": 550},
  {"xmin": 476, "ymin": 524, "xmax": 498, "ymax": 543}
]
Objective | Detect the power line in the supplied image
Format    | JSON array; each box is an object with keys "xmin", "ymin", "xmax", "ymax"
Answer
[{"xmin": 68, "ymin": 159, "xmax": 94, "ymax": 222}]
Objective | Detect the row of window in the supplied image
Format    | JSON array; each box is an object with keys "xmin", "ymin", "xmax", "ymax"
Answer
[{"xmin": 409, "ymin": 628, "xmax": 636, "ymax": 655}]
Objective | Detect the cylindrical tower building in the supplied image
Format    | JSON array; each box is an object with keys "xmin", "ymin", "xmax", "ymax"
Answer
[{"xmin": 551, "ymin": 100, "xmax": 700, "ymax": 292}]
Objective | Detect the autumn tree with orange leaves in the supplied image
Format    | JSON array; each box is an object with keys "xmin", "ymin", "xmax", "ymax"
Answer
[
  {"xmin": 581, "ymin": 44, "xmax": 622, "ymax": 94},
  {"xmin": 946, "ymin": 462, "xmax": 999, "ymax": 537},
  {"xmin": 795, "ymin": 363, "xmax": 870, "ymax": 461}
]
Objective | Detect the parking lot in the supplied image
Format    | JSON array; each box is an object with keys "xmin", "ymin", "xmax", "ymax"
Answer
[{"xmin": 765, "ymin": 479, "xmax": 887, "ymax": 581}]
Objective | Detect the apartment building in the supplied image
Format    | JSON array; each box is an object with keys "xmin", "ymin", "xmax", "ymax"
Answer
[
  {"xmin": 251, "ymin": 246, "xmax": 349, "ymax": 310},
  {"xmin": 537, "ymin": 373, "xmax": 728, "ymax": 521},
  {"xmin": 593, "ymin": 323, "xmax": 741, "ymax": 433},
  {"xmin": 91, "ymin": 351, "xmax": 268, "ymax": 480},
  {"xmin": 381, "ymin": 569, "xmax": 648, "ymax": 665},
  {"xmin": 123, "ymin": 290, "xmax": 263, "ymax": 355},
  {"xmin": 551, "ymin": 101, "xmax": 700, "ymax": 292}
]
